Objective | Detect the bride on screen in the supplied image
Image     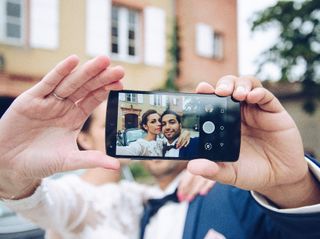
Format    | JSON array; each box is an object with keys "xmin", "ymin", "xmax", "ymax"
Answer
[{"xmin": 116, "ymin": 109, "xmax": 190, "ymax": 157}]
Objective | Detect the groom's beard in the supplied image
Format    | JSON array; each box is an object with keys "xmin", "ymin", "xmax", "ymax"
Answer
[
  {"xmin": 143, "ymin": 160, "xmax": 187, "ymax": 179},
  {"xmin": 163, "ymin": 130, "xmax": 181, "ymax": 144}
]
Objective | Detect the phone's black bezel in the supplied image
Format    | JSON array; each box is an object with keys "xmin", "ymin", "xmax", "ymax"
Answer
[{"xmin": 106, "ymin": 90, "xmax": 241, "ymax": 161}]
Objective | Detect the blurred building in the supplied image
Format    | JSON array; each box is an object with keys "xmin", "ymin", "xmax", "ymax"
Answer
[
  {"xmin": 0, "ymin": 0, "xmax": 238, "ymax": 96},
  {"xmin": 265, "ymin": 82, "xmax": 320, "ymax": 158},
  {"xmin": 0, "ymin": 0, "xmax": 318, "ymax": 157},
  {"xmin": 176, "ymin": 0, "xmax": 238, "ymax": 91},
  {"xmin": 117, "ymin": 92, "xmax": 184, "ymax": 130}
]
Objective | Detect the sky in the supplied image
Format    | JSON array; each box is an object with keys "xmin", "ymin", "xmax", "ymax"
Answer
[{"xmin": 237, "ymin": 0, "xmax": 279, "ymax": 79}]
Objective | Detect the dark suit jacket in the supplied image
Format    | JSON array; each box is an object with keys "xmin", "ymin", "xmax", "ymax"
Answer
[
  {"xmin": 182, "ymin": 156, "xmax": 320, "ymax": 239},
  {"xmin": 179, "ymin": 137, "xmax": 199, "ymax": 159}
]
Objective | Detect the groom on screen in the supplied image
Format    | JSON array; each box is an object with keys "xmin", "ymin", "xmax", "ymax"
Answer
[{"xmin": 160, "ymin": 110, "xmax": 199, "ymax": 158}]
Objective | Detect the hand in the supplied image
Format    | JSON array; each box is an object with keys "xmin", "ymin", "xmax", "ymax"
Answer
[
  {"xmin": 0, "ymin": 55, "xmax": 124, "ymax": 199},
  {"xmin": 176, "ymin": 130, "xmax": 191, "ymax": 149},
  {"xmin": 187, "ymin": 76, "xmax": 320, "ymax": 208},
  {"xmin": 177, "ymin": 171, "xmax": 215, "ymax": 202}
]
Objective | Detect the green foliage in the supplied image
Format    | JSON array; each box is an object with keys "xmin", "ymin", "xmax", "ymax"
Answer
[
  {"xmin": 251, "ymin": 0, "xmax": 320, "ymax": 114},
  {"xmin": 163, "ymin": 20, "xmax": 180, "ymax": 91},
  {"xmin": 129, "ymin": 162, "xmax": 153, "ymax": 182}
]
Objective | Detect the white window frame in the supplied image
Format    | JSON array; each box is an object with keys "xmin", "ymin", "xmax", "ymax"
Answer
[
  {"xmin": 212, "ymin": 31, "xmax": 223, "ymax": 59},
  {"xmin": 126, "ymin": 93, "xmax": 138, "ymax": 103},
  {"xmin": 0, "ymin": 0, "xmax": 25, "ymax": 46},
  {"xmin": 195, "ymin": 23, "xmax": 224, "ymax": 60},
  {"xmin": 153, "ymin": 95, "xmax": 161, "ymax": 106},
  {"xmin": 111, "ymin": 5, "xmax": 140, "ymax": 63}
]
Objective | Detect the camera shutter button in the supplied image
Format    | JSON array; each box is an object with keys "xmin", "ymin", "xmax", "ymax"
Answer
[{"xmin": 202, "ymin": 121, "xmax": 215, "ymax": 134}]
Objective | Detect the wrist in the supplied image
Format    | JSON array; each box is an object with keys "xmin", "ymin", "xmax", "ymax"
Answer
[
  {"xmin": 0, "ymin": 176, "xmax": 41, "ymax": 200},
  {"xmin": 258, "ymin": 170, "xmax": 320, "ymax": 209}
]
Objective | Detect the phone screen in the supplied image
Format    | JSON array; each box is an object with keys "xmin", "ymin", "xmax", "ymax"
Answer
[{"xmin": 106, "ymin": 90, "xmax": 241, "ymax": 161}]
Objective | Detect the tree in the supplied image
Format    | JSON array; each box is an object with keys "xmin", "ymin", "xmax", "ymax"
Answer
[
  {"xmin": 163, "ymin": 20, "xmax": 180, "ymax": 91},
  {"xmin": 251, "ymin": 0, "xmax": 320, "ymax": 114}
]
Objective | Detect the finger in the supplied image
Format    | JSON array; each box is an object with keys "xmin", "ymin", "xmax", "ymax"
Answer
[
  {"xmin": 187, "ymin": 159, "xmax": 236, "ymax": 185},
  {"xmin": 183, "ymin": 179, "xmax": 206, "ymax": 201},
  {"xmin": 232, "ymin": 76, "xmax": 263, "ymax": 101},
  {"xmin": 179, "ymin": 138, "xmax": 190, "ymax": 149},
  {"xmin": 61, "ymin": 150, "xmax": 120, "ymax": 172},
  {"xmin": 247, "ymin": 87, "xmax": 284, "ymax": 113},
  {"xmin": 177, "ymin": 137, "xmax": 189, "ymax": 149},
  {"xmin": 199, "ymin": 180, "xmax": 216, "ymax": 195},
  {"xmin": 78, "ymin": 81, "xmax": 123, "ymax": 116},
  {"xmin": 69, "ymin": 65, "xmax": 125, "ymax": 103},
  {"xmin": 195, "ymin": 82, "xmax": 215, "ymax": 94},
  {"xmin": 177, "ymin": 172, "xmax": 194, "ymax": 201},
  {"xmin": 54, "ymin": 55, "xmax": 110, "ymax": 99},
  {"xmin": 176, "ymin": 137, "xmax": 182, "ymax": 149},
  {"xmin": 215, "ymin": 75, "xmax": 237, "ymax": 96},
  {"xmin": 184, "ymin": 139, "xmax": 190, "ymax": 147},
  {"xmin": 232, "ymin": 77, "xmax": 252, "ymax": 101},
  {"xmin": 28, "ymin": 55, "xmax": 80, "ymax": 97},
  {"xmin": 239, "ymin": 75, "xmax": 263, "ymax": 88}
]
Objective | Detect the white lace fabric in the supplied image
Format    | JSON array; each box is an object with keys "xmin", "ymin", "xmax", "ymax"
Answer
[
  {"xmin": 117, "ymin": 138, "xmax": 164, "ymax": 157},
  {"xmin": 4, "ymin": 175, "xmax": 161, "ymax": 239}
]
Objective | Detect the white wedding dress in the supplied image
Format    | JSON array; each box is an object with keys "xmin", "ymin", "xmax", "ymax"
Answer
[
  {"xmin": 116, "ymin": 138, "xmax": 164, "ymax": 157},
  {"xmin": 5, "ymin": 175, "xmax": 163, "ymax": 239}
]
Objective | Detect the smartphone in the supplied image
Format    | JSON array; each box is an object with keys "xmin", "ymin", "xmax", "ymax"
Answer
[{"xmin": 106, "ymin": 90, "xmax": 241, "ymax": 161}]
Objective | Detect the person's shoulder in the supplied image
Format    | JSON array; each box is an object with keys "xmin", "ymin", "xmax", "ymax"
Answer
[
  {"xmin": 135, "ymin": 138, "xmax": 149, "ymax": 145},
  {"xmin": 190, "ymin": 137, "xmax": 199, "ymax": 142},
  {"xmin": 199, "ymin": 183, "xmax": 253, "ymax": 208},
  {"xmin": 200, "ymin": 183, "xmax": 255, "ymax": 211},
  {"xmin": 136, "ymin": 138, "xmax": 160, "ymax": 147},
  {"xmin": 187, "ymin": 137, "xmax": 200, "ymax": 146}
]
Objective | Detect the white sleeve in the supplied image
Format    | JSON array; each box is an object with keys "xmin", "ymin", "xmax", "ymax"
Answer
[
  {"xmin": 3, "ymin": 175, "xmax": 110, "ymax": 233},
  {"xmin": 3, "ymin": 176, "xmax": 151, "ymax": 236},
  {"xmin": 251, "ymin": 157, "xmax": 320, "ymax": 214}
]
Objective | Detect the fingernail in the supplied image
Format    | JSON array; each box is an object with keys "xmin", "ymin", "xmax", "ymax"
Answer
[
  {"xmin": 199, "ymin": 190, "xmax": 208, "ymax": 196},
  {"xmin": 186, "ymin": 195, "xmax": 194, "ymax": 202},
  {"xmin": 177, "ymin": 192, "xmax": 185, "ymax": 202},
  {"xmin": 236, "ymin": 86, "xmax": 246, "ymax": 94},
  {"xmin": 217, "ymin": 83, "xmax": 229, "ymax": 91}
]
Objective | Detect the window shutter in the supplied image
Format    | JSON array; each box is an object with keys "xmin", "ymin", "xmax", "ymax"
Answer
[
  {"xmin": 161, "ymin": 95, "xmax": 167, "ymax": 107},
  {"xmin": 137, "ymin": 94, "xmax": 143, "ymax": 103},
  {"xmin": 30, "ymin": 0, "xmax": 59, "ymax": 49},
  {"xmin": 144, "ymin": 7, "xmax": 166, "ymax": 66},
  {"xmin": 149, "ymin": 95, "xmax": 155, "ymax": 105},
  {"xmin": 0, "ymin": 2, "xmax": 4, "ymax": 41},
  {"xmin": 86, "ymin": 0, "xmax": 111, "ymax": 56},
  {"xmin": 119, "ymin": 93, "xmax": 125, "ymax": 101},
  {"xmin": 195, "ymin": 23, "xmax": 214, "ymax": 58}
]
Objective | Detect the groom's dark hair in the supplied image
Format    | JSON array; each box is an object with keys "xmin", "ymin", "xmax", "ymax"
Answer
[{"xmin": 160, "ymin": 109, "xmax": 181, "ymax": 124}]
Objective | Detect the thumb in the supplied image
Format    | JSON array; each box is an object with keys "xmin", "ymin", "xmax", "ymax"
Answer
[
  {"xmin": 187, "ymin": 159, "xmax": 236, "ymax": 186},
  {"xmin": 61, "ymin": 150, "xmax": 120, "ymax": 172}
]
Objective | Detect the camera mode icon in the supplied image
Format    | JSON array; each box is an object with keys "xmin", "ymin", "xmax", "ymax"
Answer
[{"xmin": 204, "ymin": 143, "xmax": 213, "ymax": 151}]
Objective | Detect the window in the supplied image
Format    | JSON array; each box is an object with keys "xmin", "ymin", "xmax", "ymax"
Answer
[
  {"xmin": 0, "ymin": 0, "xmax": 24, "ymax": 45},
  {"xmin": 172, "ymin": 97, "xmax": 178, "ymax": 106},
  {"xmin": 153, "ymin": 95, "xmax": 161, "ymax": 106},
  {"xmin": 195, "ymin": 23, "xmax": 223, "ymax": 59},
  {"xmin": 111, "ymin": 6, "xmax": 119, "ymax": 54},
  {"xmin": 149, "ymin": 95, "xmax": 165, "ymax": 106},
  {"xmin": 111, "ymin": 5, "xmax": 140, "ymax": 61},
  {"xmin": 212, "ymin": 32, "xmax": 223, "ymax": 59},
  {"xmin": 126, "ymin": 93, "xmax": 138, "ymax": 103}
]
